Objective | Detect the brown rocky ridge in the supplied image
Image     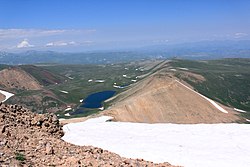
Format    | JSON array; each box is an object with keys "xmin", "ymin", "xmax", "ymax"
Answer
[
  {"xmin": 0, "ymin": 67, "xmax": 42, "ymax": 90},
  {"xmin": 104, "ymin": 69, "xmax": 242, "ymax": 124},
  {"xmin": 0, "ymin": 103, "xmax": 177, "ymax": 167}
]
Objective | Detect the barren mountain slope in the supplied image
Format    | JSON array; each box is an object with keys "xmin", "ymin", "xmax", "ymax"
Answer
[
  {"xmin": 0, "ymin": 67, "xmax": 42, "ymax": 90},
  {"xmin": 0, "ymin": 103, "xmax": 176, "ymax": 167},
  {"xmin": 20, "ymin": 65, "xmax": 66, "ymax": 86},
  {"xmin": 104, "ymin": 72, "xmax": 242, "ymax": 123}
]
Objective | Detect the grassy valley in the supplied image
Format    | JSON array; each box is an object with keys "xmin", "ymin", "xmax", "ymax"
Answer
[{"xmin": 1, "ymin": 60, "xmax": 162, "ymax": 118}]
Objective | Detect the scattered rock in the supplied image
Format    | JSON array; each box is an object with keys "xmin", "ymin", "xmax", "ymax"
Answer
[
  {"xmin": 45, "ymin": 143, "xmax": 54, "ymax": 155},
  {"xmin": 0, "ymin": 103, "xmax": 178, "ymax": 167},
  {"xmin": 1, "ymin": 125, "xmax": 6, "ymax": 133}
]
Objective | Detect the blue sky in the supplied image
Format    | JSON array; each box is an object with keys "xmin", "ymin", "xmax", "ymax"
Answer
[{"xmin": 0, "ymin": 0, "xmax": 250, "ymax": 51}]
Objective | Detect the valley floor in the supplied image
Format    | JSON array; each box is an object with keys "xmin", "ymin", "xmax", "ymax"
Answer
[{"xmin": 63, "ymin": 116, "xmax": 250, "ymax": 167}]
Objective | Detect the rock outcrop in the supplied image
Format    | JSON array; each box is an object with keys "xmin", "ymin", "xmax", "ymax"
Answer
[{"xmin": 0, "ymin": 103, "xmax": 177, "ymax": 167}]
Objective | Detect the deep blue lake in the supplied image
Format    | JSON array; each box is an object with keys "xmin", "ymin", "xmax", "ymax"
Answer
[{"xmin": 80, "ymin": 90, "xmax": 116, "ymax": 108}]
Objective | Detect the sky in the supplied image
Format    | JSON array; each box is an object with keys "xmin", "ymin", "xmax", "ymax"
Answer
[{"xmin": 0, "ymin": 0, "xmax": 250, "ymax": 52}]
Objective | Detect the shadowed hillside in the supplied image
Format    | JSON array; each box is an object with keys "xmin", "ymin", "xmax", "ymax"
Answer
[
  {"xmin": 20, "ymin": 65, "xmax": 66, "ymax": 86},
  {"xmin": 0, "ymin": 67, "xmax": 42, "ymax": 90}
]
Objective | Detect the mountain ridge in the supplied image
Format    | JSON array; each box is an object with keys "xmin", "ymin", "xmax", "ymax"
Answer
[{"xmin": 103, "ymin": 63, "xmax": 243, "ymax": 123}]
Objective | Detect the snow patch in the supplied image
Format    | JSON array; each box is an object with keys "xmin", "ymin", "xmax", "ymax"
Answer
[
  {"xmin": 64, "ymin": 113, "xmax": 71, "ymax": 117},
  {"xmin": 176, "ymin": 80, "xmax": 228, "ymax": 113},
  {"xmin": 95, "ymin": 80, "xmax": 105, "ymax": 83},
  {"xmin": 62, "ymin": 116, "xmax": 250, "ymax": 167},
  {"xmin": 98, "ymin": 107, "xmax": 104, "ymax": 110},
  {"xmin": 178, "ymin": 67, "xmax": 189, "ymax": 71},
  {"xmin": 64, "ymin": 107, "xmax": 72, "ymax": 112},
  {"xmin": 113, "ymin": 84, "xmax": 127, "ymax": 89},
  {"xmin": 60, "ymin": 90, "xmax": 69, "ymax": 94},
  {"xmin": 0, "ymin": 90, "xmax": 14, "ymax": 102},
  {"xmin": 234, "ymin": 108, "xmax": 247, "ymax": 113},
  {"xmin": 113, "ymin": 85, "xmax": 122, "ymax": 89}
]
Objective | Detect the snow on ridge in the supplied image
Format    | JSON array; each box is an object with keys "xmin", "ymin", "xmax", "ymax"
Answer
[
  {"xmin": 62, "ymin": 116, "xmax": 250, "ymax": 167},
  {"xmin": 0, "ymin": 89, "xmax": 14, "ymax": 102},
  {"xmin": 234, "ymin": 108, "xmax": 247, "ymax": 113},
  {"xmin": 175, "ymin": 80, "xmax": 228, "ymax": 113}
]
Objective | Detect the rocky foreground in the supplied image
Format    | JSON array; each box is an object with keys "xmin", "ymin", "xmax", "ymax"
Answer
[{"xmin": 0, "ymin": 103, "xmax": 177, "ymax": 167}]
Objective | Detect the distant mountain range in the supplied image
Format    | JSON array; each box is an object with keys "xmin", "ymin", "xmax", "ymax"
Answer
[{"xmin": 1, "ymin": 40, "xmax": 250, "ymax": 65}]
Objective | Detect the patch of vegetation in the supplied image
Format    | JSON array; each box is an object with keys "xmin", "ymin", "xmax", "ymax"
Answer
[
  {"xmin": 15, "ymin": 152, "xmax": 26, "ymax": 161},
  {"xmin": 0, "ymin": 64, "xmax": 11, "ymax": 71}
]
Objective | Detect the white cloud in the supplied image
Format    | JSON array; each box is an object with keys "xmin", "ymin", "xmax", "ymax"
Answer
[
  {"xmin": 152, "ymin": 39, "xmax": 169, "ymax": 43},
  {"xmin": 45, "ymin": 40, "xmax": 95, "ymax": 48},
  {"xmin": 0, "ymin": 29, "xmax": 97, "ymax": 39},
  {"xmin": 68, "ymin": 41, "xmax": 76, "ymax": 45},
  {"xmin": 234, "ymin": 32, "xmax": 248, "ymax": 38},
  {"xmin": 45, "ymin": 41, "xmax": 78, "ymax": 47},
  {"xmin": 82, "ymin": 40, "xmax": 94, "ymax": 45},
  {"xmin": 45, "ymin": 42, "xmax": 55, "ymax": 47},
  {"xmin": 17, "ymin": 39, "xmax": 34, "ymax": 48}
]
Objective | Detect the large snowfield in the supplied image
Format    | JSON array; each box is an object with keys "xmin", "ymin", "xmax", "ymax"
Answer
[{"xmin": 62, "ymin": 116, "xmax": 250, "ymax": 167}]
